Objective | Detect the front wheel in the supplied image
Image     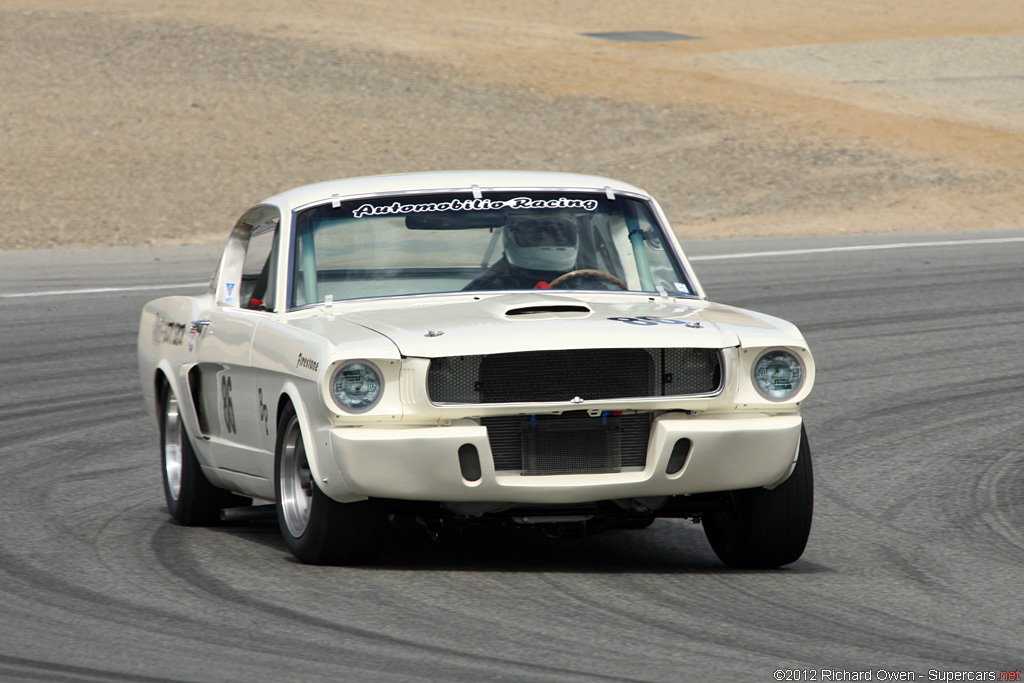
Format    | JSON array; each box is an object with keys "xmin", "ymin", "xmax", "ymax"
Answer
[
  {"xmin": 274, "ymin": 405, "xmax": 387, "ymax": 565},
  {"xmin": 159, "ymin": 381, "xmax": 248, "ymax": 525},
  {"xmin": 702, "ymin": 425, "xmax": 814, "ymax": 569}
]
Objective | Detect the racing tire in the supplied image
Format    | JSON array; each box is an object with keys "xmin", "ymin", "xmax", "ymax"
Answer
[
  {"xmin": 160, "ymin": 381, "xmax": 249, "ymax": 526},
  {"xmin": 702, "ymin": 425, "xmax": 813, "ymax": 569},
  {"xmin": 274, "ymin": 405, "xmax": 387, "ymax": 565}
]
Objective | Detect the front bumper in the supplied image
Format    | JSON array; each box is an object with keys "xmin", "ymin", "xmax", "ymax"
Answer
[{"xmin": 321, "ymin": 412, "xmax": 803, "ymax": 505}]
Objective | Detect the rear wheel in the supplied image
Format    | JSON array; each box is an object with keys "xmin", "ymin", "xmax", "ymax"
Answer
[
  {"xmin": 702, "ymin": 425, "xmax": 813, "ymax": 569},
  {"xmin": 160, "ymin": 381, "xmax": 248, "ymax": 525},
  {"xmin": 274, "ymin": 405, "xmax": 387, "ymax": 565}
]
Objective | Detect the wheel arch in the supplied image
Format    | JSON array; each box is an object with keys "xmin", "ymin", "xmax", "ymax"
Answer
[
  {"xmin": 275, "ymin": 381, "xmax": 360, "ymax": 503},
  {"xmin": 275, "ymin": 384, "xmax": 327, "ymax": 492},
  {"xmin": 154, "ymin": 366, "xmax": 171, "ymax": 412},
  {"xmin": 153, "ymin": 360, "xmax": 217, "ymax": 472},
  {"xmin": 153, "ymin": 360, "xmax": 186, "ymax": 417}
]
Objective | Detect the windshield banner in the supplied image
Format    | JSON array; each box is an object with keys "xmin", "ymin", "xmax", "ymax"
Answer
[{"xmin": 352, "ymin": 196, "xmax": 599, "ymax": 218}]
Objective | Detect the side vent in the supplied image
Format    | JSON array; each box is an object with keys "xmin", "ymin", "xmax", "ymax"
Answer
[
  {"xmin": 458, "ymin": 444, "xmax": 482, "ymax": 482},
  {"xmin": 666, "ymin": 438, "xmax": 692, "ymax": 475},
  {"xmin": 186, "ymin": 365, "xmax": 209, "ymax": 435}
]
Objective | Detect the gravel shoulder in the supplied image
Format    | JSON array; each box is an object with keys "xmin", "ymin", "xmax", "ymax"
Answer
[{"xmin": 1, "ymin": 1, "xmax": 1022, "ymax": 249}]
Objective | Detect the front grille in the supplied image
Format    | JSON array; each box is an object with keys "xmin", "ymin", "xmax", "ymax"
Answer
[
  {"xmin": 483, "ymin": 412, "xmax": 653, "ymax": 475},
  {"xmin": 427, "ymin": 348, "xmax": 721, "ymax": 404}
]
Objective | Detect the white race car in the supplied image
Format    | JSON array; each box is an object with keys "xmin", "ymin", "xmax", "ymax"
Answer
[{"xmin": 138, "ymin": 171, "xmax": 815, "ymax": 568}]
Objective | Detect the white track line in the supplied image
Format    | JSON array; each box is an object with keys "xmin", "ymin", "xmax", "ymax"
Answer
[
  {"xmin": 687, "ymin": 236, "xmax": 1024, "ymax": 261},
  {"xmin": 0, "ymin": 282, "xmax": 207, "ymax": 300},
  {"xmin": 2, "ymin": 235, "xmax": 1022, "ymax": 299}
]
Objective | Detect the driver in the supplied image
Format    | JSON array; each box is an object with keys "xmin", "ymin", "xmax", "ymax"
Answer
[{"xmin": 467, "ymin": 213, "xmax": 580, "ymax": 290}]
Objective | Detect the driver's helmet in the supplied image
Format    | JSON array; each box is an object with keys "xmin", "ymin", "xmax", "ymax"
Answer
[{"xmin": 503, "ymin": 213, "xmax": 579, "ymax": 272}]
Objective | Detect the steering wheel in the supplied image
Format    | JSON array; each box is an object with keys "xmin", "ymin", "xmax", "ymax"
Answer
[{"xmin": 548, "ymin": 269, "xmax": 627, "ymax": 290}]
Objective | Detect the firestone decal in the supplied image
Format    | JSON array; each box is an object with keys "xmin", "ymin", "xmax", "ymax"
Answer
[
  {"xmin": 352, "ymin": 196, "xmax": 599, "ymax": 218},
  {"xmin": 297, "ymin": 353, "xmax": 320, "ymax": 373}
]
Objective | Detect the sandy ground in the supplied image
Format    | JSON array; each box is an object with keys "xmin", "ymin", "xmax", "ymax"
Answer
[{"xmin": 1, "ymin": 0, "xmax": 1022, "ymax": 249}]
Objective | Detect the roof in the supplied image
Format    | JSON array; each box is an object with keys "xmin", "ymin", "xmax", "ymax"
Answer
[{"xmin": 262, "ymin": 170, "xmax": 652, "ymax": 212}]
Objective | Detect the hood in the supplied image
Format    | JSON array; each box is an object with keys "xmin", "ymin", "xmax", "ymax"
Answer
[{"xmin": 332, "ymin": 292, "xmax": 785, "ymax": 358}]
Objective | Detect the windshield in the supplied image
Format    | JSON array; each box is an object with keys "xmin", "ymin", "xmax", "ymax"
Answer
[{"xmin": 289, "ymin": 191, "xmax": 694, "ymax": 308}]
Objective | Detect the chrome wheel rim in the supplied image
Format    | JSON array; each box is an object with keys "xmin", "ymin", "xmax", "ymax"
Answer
[
  {"xmin": 280, "ymin": 416, "xmax": 313, "ymax": 538},
  {"xmin": 163, "ymin": 391, "xmax": 183, "ymax": 502}
]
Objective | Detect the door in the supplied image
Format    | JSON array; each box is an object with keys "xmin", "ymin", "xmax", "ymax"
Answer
[{"xmin": 191, "ymin": 205, "xmax": 281, "ymax": 481}]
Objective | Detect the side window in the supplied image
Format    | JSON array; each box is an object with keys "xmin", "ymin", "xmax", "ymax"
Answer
[{"xmin": 238, "ymin": 209, "xmax": 280, "ymax": 311}]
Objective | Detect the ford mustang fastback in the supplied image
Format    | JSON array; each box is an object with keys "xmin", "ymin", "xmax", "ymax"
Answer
[{"xmin": 138, "ymin": 171, "xmax": 815, "ymax": 567}]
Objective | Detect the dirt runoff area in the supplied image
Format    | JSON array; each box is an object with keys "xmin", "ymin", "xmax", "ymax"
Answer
[{"xmin": 1, "ymin": 0, "xmax": 1022, "ymax": 249}]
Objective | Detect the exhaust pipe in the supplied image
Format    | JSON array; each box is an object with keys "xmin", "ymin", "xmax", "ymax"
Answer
[{"xmin": 220, "ymin": 504, "xmax": 276, "ymax": 522}]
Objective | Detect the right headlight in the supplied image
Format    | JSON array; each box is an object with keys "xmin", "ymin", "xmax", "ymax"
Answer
[
  {"xmin": 752, "ymin": 349, "xmax": 804, "ymax": 401},
  {"xmin": 330, "ymin": 361, "xmax": 383, "ymax": 412}
]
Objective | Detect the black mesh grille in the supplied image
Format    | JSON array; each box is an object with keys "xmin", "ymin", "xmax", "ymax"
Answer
[
  {"xmin": 427, "ymin": 348, "xmax": 721, "ymax": 404},
  {"xmin": 458, "ymin": 444, "xmax": 482, "ymax": 481},
  {"xmin": 666, "ymin": 438, "xmax": 692, "ymax": 475},
  {"xmin": 483, "ymin": 412, "xmax": 652, "ymax": 475}
]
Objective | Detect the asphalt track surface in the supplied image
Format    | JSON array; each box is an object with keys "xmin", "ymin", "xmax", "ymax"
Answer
[{"xmin": 1, "ymin": 231, "xmax": 1022, "ymax": 682}]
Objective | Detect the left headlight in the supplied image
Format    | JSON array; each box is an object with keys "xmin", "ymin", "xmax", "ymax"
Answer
[
  {"xmin": 752, "ymin": 349, "xmax": 804, "ymax": 401},
  {"xmin": 330, "ymin": 361, "xmax": 383, "ymax": 412}
]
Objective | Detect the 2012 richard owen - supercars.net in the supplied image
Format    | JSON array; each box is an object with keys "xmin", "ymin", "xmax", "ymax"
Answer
[{"xmin": 137, "ymin": 171, "xmax": 815, "ymax": 568}]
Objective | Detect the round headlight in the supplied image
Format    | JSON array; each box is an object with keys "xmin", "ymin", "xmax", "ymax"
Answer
[
  {"xmin": 752, "ymin": 349, "xmax": 804, "ymax": 401},
  {"xmin": 331, "ymin": 361, "xmax": 382, "ymax": 412}
]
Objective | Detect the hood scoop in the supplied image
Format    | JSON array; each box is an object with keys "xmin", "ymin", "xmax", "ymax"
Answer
[{"xmin": 505, "ymin": 304, "xmax": 592, "ymax": 317}]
